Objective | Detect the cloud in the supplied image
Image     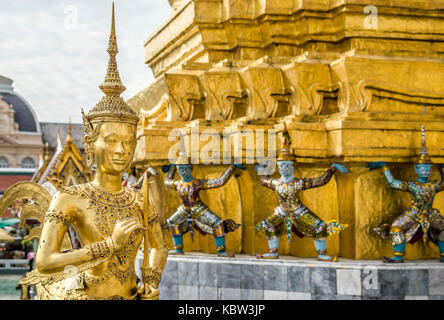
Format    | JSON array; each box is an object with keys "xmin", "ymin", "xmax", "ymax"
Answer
[{"xmin": 0, "ymin": 0, "xmax": 171, "ymax": 123}]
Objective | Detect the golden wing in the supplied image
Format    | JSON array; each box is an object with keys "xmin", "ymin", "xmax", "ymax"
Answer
[{"xmin": 0, "ymin": 181, "xmax": 72, "ymax": 249}]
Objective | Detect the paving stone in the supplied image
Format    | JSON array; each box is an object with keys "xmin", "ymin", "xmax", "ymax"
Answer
[
  {"xmin": 264, "ymin": 265, "xmax": 287, "ymax": 291},
  {"xmin": 178, "ymin": 261, "xmax": 198, "ymax": 286},
  {"xmin": 311, "ymin": 267, "xmax": 336, "ymax": 295},
  {"xmin": 241, "ymin": 264, "xmax": 264, "ymax": 290},
  {"xmin": 220, "ymin": 263, "xmax": 241, "ymax": 288},
  {"xmin": 287, "ymin": 266, "xmax": 310, "ymax": 292}
]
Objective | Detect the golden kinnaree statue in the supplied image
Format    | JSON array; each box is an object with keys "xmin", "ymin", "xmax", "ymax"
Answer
[{"xmin": 0, "ymin": 4, "xmax": 168, "ymax": 300}]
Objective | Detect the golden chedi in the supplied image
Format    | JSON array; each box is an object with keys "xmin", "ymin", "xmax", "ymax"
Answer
[
  {"xmin": 0, "ymin": 4, "xmax": 168, "ymax": 300},
  {"xmin": 129, "ymin": 0, "xmax": 444, "ymax": 260}
]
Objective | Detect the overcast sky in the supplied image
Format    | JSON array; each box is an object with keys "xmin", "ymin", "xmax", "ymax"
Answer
[{"xmin": 0, "ymin": 0, "xmax": 171, "ymax": 124}]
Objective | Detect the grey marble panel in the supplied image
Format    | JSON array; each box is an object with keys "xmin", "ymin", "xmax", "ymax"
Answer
[
  {"xmin": 199, "ymin": 286, "xmax": 219, "ymax": 300},
  {"xmin": 336, "ymin": 295, "xmax": 362, "ymax": 300},
  {"xmin": 160, "ymin": 260, "xmax": 178, "ymax": 286},
  {"xmin": 404, "ymin": 269, "xmax": 428, "ymax": 296},
  {"xmin": 287, "ymin": 266, "xmax": 310, "ymax": 292},
  {"xmin": 241, "ymin": 288, "xmax": 264, "ymax": 300},
  {"xmin": 310, "ymin": 267, "xmax": 336, "ymax": 295},
  {"xmin": 159, "ymin": 284, "xmax": 178, "ymax": 300},
  {"xmin": 178, "ymin": 261, "xmax": 199, "ymax": 286},
  {"xmin": 220, "ymin": 263, "xmax": 241, "ymax": 288},
  {"xmin": 430, "ymin": 295, "xmax": 444, "ymax": 300},
  {"xmin": 429, "ymin": 268, "xmax": 444, "ymax": 295},
  {"xmin": 178, "ymin": 284, "xmax": 199, "ymax": 300},
  {"xmin": 220, "ymin": 287, "xmax": 241, "ymax": 300},
  {"xmin": 264, "ymin": 265, "xmax": 287, "ymax": 291},
  {"xmin": 199, "ymin": 262, "xmax": 219, "ymax": 287},
  {"xmin": 241, "ymin": 264, "xmax": 264, "ymax": 290},
  {"xmin": 336, "ymin": 269, "xmax": 361, "ymax": 296},
  {"xmin": 287, "ymin": 292, "xmax": 311, "ymax": 300},
  {"xmin": 311, "ymin": 294, "xmax": 339, "ymax": 300},
  {"xmin": 379, "ymin": 270, "xmax": 408, "ymax": 297},
  {"xmin": 264, "ymin": 290, "xmax": 287, "ymax": 300},
  {"xmin": 404, "ymin": 295, "xmax": 429, "ymax": 300}
]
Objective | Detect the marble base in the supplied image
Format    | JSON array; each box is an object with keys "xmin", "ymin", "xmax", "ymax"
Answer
[{"xmin": 145, "ymin": 253, "xmax": 444, "ymax": 300}]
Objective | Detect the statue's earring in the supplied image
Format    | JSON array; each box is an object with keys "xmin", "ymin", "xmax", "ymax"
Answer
[{"xmin": 83, "ymin": 137, "xmax": 94, "ymax": 168}]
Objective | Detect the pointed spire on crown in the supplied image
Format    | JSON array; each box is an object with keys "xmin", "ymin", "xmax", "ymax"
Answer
[
  {"xmin": 418, "ymin": 125, "xmax": 432, "ymax": 164},
  {"xmin": 99, "ymin": 2, "xmax": 126, "ymax": 97},
  {"xmin": 277, "ymin": 122, "xmax": 295, "ymax": 161},
  {"xmin": 82, "ymin": 2, "xmax": 138, "ymax": 128}
]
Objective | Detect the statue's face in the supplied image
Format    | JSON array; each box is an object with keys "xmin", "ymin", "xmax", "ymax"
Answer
[
  {"xmin": 278, "ymin": 161, "xmax": 294, "ymax": 179},
  {"xmin": 415, "ymin": 163, "xmax": 432, "ymax": 180},
  {"xmin": 177, "ymin": 164, "xmax": 193, "ymax": 181},
  {"xmin": 93, "ymin": 122, "xmax": 136, "ymax": 175}
]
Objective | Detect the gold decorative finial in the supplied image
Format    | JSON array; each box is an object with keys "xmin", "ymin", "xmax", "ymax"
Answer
[
  {"xmin": 418, "ymin": 125, "xmax": 432, "ymax": 164},
  {"xmin": 277, "ymin": 122, "xmax": 295, "ymax": 161},
  {"xmin": 56, "ymin": 129, "xmax": 62, "ymax": 152},
  {"xmin": 81, "ymin": 2, "xmax": 138, "ymax": 128},
  {"xmin": 66, "ymin": 116, "xmax": 73, "ymax": 143},
  {"xmin": 44, "ymin": 142, "xmax": 50, "ymax": 162}
]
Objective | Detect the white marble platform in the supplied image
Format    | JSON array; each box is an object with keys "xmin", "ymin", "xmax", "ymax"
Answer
[{"xmin": 148, "ymin": 253, "xmax": 444, "ymax": 300}]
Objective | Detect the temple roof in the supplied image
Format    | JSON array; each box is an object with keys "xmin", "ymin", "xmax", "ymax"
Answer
[{"xmin": 32, "ymin": 124, "xmax": 92, "ymax": 186}]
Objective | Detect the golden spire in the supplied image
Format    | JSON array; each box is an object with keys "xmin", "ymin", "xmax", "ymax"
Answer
[
  {"xmin": 44, "ymin": 142, "xmax": 50, "ymax": 162},
  {"xmin": 56, "ymin": 129, "xmax": 62, "ymax": 152},
  {"xmin": 82, "ymin": 2, "xmax": 138, "ymax": 127},
  {"xmin": 99, "ymin": 2, "xmax": 126, "ymax": 97},
  {"xmin": 38, "ymin": 152, "xmax": 43, "ymax": 167},
  {"xmin": 66, "ymin": 116, "xmax": 73, "ymax": 143}
]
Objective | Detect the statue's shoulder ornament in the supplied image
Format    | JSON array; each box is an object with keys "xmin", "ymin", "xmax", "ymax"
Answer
[{"xmin": 48, "ymin": 176, "xmax": 85, "ymax": 197}]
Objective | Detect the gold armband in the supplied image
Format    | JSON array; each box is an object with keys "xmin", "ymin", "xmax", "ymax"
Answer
[
  {"xmin": 44, "ymin": 210, "xmax": 73, "ymax": 227},
  {"xmin": 142, "ymin": 266, "xmax": 162, "ymax": 289},
  {"xmin": 85, "ymin": 237, "xmax": 115, "ymax": 261},
  {"xmin": 383, "ymin": 165, "xmax": 389, "ymax": 171}
]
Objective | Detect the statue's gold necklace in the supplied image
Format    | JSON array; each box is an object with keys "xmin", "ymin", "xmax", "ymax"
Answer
[
  {"xmin": 85, "ymin": 182, "xmax": 143, "ymax": 284},
  {"xmin": 53, "ymin": 180, "xmax": 144, "ymax": 285}
]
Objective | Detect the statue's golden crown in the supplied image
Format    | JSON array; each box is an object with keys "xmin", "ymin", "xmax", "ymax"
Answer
[{"xmin": 82, "ymin": 3, "xmax": 139, "ymax": 132}]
